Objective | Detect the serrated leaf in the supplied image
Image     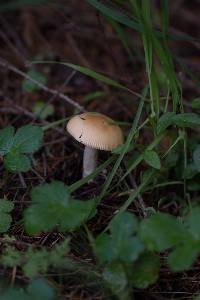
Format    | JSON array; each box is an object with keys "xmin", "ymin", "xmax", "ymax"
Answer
[
  {"xmin": 1, "ymin": 246, "xmax": 22, "ymax": 267},
  {"xmin": 23, "ymin": 248, "xmax": 49, "ymax": 278},
  {"xmin": 167, "ymin": 240, "xmax": 200, "ymax": 272},
  {"xmin": 139, "ymin": 213, "xmax": 187, "ymax": 251},
  {"xmin": 0, "ymin": 199, "xmax": 14, "ymax": 212},
  {"xmin": 24, "ymin": 181, "xmax": 95, "ymax": 234},
  {"xmin": 12, "ymin": 125, "xmax": 43, "ymax": 154},
  {"xmin": 103, "ymin": 263, "xmax": 129, "ymax": 299},
  {"xmin": 172, "ymin": 113, "xmax": 200, "ymax": 128},
  {"xmin": 95, "ymin": 234, "xmax": 115, "ymax": 263},
  {"xmin": 132, "ymin": 252, "xmax": 160, "ymax": 288},
  {"xmin": 0, "ymin": 126, "xmax": 14, "ymax": 156},
  {"xmin": 114, "ymin": 236, "xmax": 144, "ymax": 262},
  {"xmin": 4, "ymin": 152, "xmax": 31, "ymax": 172},
  {"xmin": 110, "ymin": 212, "xmax": 138, "ymax": 239},
  {"xmin": 48, "ymin": 239, "xmax": 70, "ymax": 267},
  {"xmin": 0, "ymin": 214, "xmax": 12, "ymax": 233},
  {"xmin": 59, "ymin": 200, "xmax": 96, "ymax": 231},
  {"xmin": 157, "ymin": 112, "xmax": 176, "ymax": 134},
  {"xmin": 0, "ymin": 199, "xmax": 14, "ymax": 233},
  {"xmin": 95, "ymin": 212, "xmax": 144, "ymax": 263},
  {"xmin": 22, "ymin": 70, "xmax": 47, "ymax": 93},
  {"xmin": 144, "ymin": 150, "xmax": 161, "ymax": 169},
  {"xmin": 32, "ymin": 101, "xmax": 54, "ymax": 119}
]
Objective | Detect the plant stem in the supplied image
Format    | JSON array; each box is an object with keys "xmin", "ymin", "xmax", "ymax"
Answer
[{"xmin": 83, "ymin": 146, "xmax": 98, "ymax": 177}]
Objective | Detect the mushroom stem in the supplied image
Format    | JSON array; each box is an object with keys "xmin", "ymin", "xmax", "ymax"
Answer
[{"xmin": 83, "ymin": 146, "xmax": 97, "ymax": 177}]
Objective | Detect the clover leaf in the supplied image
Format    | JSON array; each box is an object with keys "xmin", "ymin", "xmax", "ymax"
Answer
[
  {"xmin": 0, "ymin": 125, "xmax": 43, "ymax": 173},
  {"xmin": 95, "ymin": 212, "xmax": 144, "ymax": 263},
  {"xmin": 24, "ymin": 181, "xmax": 95, "ymax": 234}
]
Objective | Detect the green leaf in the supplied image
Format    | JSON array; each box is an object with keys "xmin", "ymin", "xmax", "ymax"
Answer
[
  {"xmin": 0, "ymin": 278, "xmax": 55, "ymax": 300},
  {"xmin": 0, "ymin": 288, "xmax": 29, "ymax": 300},
  {"xmin": 59, "ymin": 200, "xmax": 96, "ymax": 231},
  {"xmin": 182, "ymin": 163, "xmax": 198, "ymax": 179},
  {"xmin": 32, "ymin": 101, "xmax": 54, "ymax": 119},
  {"xmin": 12, "ymin": 125, "xmax": 43, "ymax": 154},
  {"xmin": 193, "ymin": 145, "xmax": 200, "ymax": 172},
  {"xmin": 95, "ymin": 234, "xmax": 115, "ymax": 263},
  {"xmin": 22, "ymin": 70, "xmax": 47, "ymax": 93},
  {"xmin": 144, "ymin": 150, "xmax": 161, "ymax": 169},
  {"xmin": 191, "ymin": 98, "xmax": 200, "ymax": 109},
  {"xmin": 0, "ymin": 126, "xmax": 14, "ymax": 156},
  {"xmin": 1, "ymin": 240, "xmax": 70, "ymax": 279},
  {"xmin": 23, "ymin": 248, "xmax": 49, "ymax": 278},
  {"xmin": 27, "ymin": 279, "xmax": 55, "ymax": 300},
  {"xmin": 4, "ymin": 152, "xmax": 31, "ymax": 172},
  {"xmin": 110, "ymin": 212, "xmax": 138, "ymax": 238},
  {"xmin": 157, "ymin": 112, "xmax": 176, "ymax": 134},
  {"xmin": 103, "ymin": 263, "xmax": 129, "ymax": 299},
  {"xmin": 95, "ymin": 212, "xmax": 144, "ymax": 263},
  {"xmin": 24, "ymin": 181, "xmax": 95, "ymax": 234},
  {"xmin": 1, "ymin": 246, "xmax": 22, "ymax": 267},
  {"xmin": 186, "ymin": 206, "xmax": 200, "ymax": 239},
  {"xmin": 0, "ymin": 125, "xmax": 43, "ymax": 173},
  {"xmin": 164, "ymin": 149, "xmax": 179, "ymax": 168},
  {"xmin": 172, "ymin": 113, "xmax": 200, "ymax": 128},
  {"xmin": 188, "ymin": 181, "xmax": 200, "ymax": 191},
  {"xmin": 168, "ymin": 240, "xmax": 200, "ymax": 272},
  {"xmin": 132, "ymin": 252, "xmax": 160, "ymax": 288},
  {"xmin": 47, "ymin": 239, "xmax": 70, "ymax": 267},
  {"xmin": 0, "ymin": 199, "xmax": 14, "ymax": 233},
  {"xmin": 139, "ymin": 213, "xmax": 187, "ymax": 251}
]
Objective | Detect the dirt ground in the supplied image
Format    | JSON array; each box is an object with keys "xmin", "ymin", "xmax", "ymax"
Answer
[{"xmin": 1, "ymin": 1, "xmax": 200, "ymax": 299}]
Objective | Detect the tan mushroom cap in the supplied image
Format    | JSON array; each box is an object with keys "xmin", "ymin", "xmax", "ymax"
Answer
[{"xmin": 67, "ymin": 112, "xmax": 124, "ymax": 151}]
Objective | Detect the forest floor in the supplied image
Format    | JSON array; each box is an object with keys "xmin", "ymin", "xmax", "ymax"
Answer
[{"xmin": 1, "ymin": 1, "xmax": 200, "ymax": 299}]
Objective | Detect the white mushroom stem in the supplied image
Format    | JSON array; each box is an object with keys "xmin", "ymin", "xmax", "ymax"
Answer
[{"xmin": 83, "ymin": 146, "xmax": 98, "ymax": 177}]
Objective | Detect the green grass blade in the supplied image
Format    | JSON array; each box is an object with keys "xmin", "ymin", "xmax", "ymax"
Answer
[
  {"xmin": 118, "ymin": 169, "xmax": 155, "ymax": 213},
  {"xmin": 95, "ymin": 86, "xmax": 148, "ymax": 205},
  {"xmin": 86, "ymin": 0, "xmax": 200, "ymax": 43},
  {"xmin": 69, "ymin": 156, "xmax": 116, "ymax": 193},
  {"xmin": 32, "ymin": 61, "xmax": 133, "ymax": 93}
]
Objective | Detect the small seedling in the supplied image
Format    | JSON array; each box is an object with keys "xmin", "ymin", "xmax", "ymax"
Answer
[
  {"xmin": 0, "ymin": 125, "xmax": 43, "ymax": 172},
  {"xmin": 22, "ymin": 69, "xmax": 47, "ymax": 93}
]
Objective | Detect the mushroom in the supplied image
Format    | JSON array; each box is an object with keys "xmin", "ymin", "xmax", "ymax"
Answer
[{"xmin": 66, "ymin": 112, "xmax": 124, "ymax": 177}]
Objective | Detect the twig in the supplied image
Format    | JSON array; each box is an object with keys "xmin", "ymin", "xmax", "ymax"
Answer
[{"xmin": 0, "ymin": 58, "xmax": 86, "ymax": 112}]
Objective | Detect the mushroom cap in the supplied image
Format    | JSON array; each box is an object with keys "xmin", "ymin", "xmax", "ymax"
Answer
[{"xmin": 66, "ymin": 112, "xmax": 124, "ymax": 151}]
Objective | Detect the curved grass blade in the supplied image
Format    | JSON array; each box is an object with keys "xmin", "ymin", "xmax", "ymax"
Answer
[
  {"xmin": 86, "ymin": 0, "xmax": 200, "ymax": 43},
  {"xmin": 69, "ymin": 156, "xmax": 116, "ymax": 193}
]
